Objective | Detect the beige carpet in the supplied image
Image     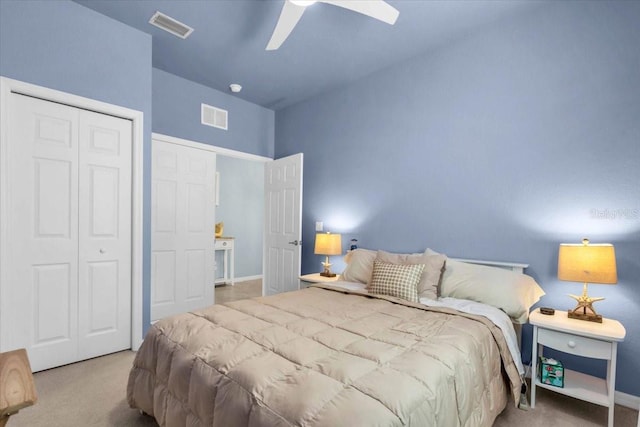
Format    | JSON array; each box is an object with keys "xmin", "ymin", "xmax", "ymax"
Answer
[
  {"xmin": 494, "ymin": 389, "xmax": 638, "ymax": 427},
  {"xmin": 9, "ymin": 280, "xmax": 639, "ymax": 426}
]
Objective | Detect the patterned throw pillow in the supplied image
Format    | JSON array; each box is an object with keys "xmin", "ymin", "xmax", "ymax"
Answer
[
  {"xmin": 373, "ymin": 250, "xmax": 447, "ymax": 300},
  {"xmin": 369, "ymin": 260, "xmax": 425, "ymax": 303}
]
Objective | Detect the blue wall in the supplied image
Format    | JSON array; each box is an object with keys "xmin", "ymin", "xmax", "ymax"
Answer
[
  {"xmin": 153, "ymin": 68, "xmax": 274, "ymax": 158},
  {"xmin": 275, "ymin": 1, "xmax": 640, "ymax": 396},
  {"xmin": 0, "ymin": 1, "xmax": 151, "ymax": 115},
  {"xmin": 0, "ymin": 0, "xmax": 154, "ymax": 338},
  {"xmin": 215, "ymin": 155, "xmax": 264, "ymax": 280}
]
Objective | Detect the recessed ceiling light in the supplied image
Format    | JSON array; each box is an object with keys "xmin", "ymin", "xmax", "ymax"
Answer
[
  {"xmin": 229, "ymin": 84, "xmax": 242, "ymax": 93},
  {"xmin": 149, "ymin": 11, "xmax": 194, "ymax": 39}
]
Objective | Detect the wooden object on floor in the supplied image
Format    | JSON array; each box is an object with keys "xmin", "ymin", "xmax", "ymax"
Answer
[{"xmin": 0, "ymin": 349, "xmax": 37, "ymax": 426}]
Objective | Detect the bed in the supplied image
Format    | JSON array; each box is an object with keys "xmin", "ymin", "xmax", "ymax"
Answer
[{"xmin": 128, "ymin": 249, "xmax": 545, "ymax": 427}]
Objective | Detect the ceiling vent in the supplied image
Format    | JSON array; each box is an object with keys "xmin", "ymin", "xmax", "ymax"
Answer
[
  {"xmin": 149, "ymin": 11, "xmax": 194, "ymax": 39},
  {"xmin": 201, "ymin": 104, "xmax": 228, "ymax": 130}
]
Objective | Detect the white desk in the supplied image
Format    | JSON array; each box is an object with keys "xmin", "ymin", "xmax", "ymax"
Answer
[{"xmin": 214, "ymin": 237, "xmax": 235, "ymax": 286}]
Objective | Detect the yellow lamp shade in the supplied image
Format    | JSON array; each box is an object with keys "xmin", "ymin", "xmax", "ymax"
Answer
[
  {"xmin": 314, "ymin": 233, "xmax": 342, "ymax": 256},
  {"xmin": 558, "ymin": 240, "xmax": 617, "ymax": 284}
]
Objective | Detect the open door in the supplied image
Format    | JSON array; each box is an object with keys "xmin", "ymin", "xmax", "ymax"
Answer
[
  {"xmin": 151, "ymin": 138, "xmax": 216, "ymax": 321},
  {"xmin": 263, "ymin": 153, "xmax": 303, "ymax": 296}
]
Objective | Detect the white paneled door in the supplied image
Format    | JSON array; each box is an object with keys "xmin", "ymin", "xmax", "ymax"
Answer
[
  {"xmin": 77, "ymin": 109, "xmax": 132, "ymax": 360},
  {"xmin": 263, "ymin": 153, "xmax": 303, "ymax": 296},
  {"xmin": 1, "ymin": 93, "xmax": 132, "ymax": 372},
  {"xmin": 151, "ymin": 139, "xmax": 216, "ymax": 322}
]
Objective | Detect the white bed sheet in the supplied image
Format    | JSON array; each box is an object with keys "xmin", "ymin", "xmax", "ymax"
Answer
[{"xmin": 326, "ymin": 280, "xmax": 525, "ymax": 375}]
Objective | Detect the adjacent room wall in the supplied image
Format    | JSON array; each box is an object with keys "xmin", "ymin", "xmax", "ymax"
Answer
[
  {"xmin": 0, "ymin": 0, "xmax": 154, "ymax": 337},
  {"xmin": 215, "ymin": 156, "xmax": 265, "ymax": 280},
  {"xmin": 153, "ymin": 68, "xmax": 274, "ymax": 158},
  {"xmin": 275, "ymin": 1, "xmax": 640, "ymax": 397}
]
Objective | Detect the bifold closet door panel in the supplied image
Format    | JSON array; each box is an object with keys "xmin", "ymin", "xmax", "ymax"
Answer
[
  {"xmin": 2, "ymin": 93, "xmax": 81, "ymax": 371},
  {"xmin": 77, "ymin": 109, "xmax": 132, "ymax": 360}
]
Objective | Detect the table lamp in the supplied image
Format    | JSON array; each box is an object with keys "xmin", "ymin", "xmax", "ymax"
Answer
[
  {"xmin": 314, "ymin": 232, "xmax": 342, "ymax": 277},
  {"xmin": 558, "ymin": 238, "xmax": 617, "ymax": 323}
]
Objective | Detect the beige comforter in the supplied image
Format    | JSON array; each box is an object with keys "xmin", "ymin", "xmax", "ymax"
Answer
[{"xmin": 128, "ymin": 285, "xmax": 522, "ymax": 427}]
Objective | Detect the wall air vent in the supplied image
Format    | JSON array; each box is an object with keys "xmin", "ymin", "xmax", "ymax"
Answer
[
  {"xmin": 201, "ymin": 103, "xmax": 228, "ymax": 130},
  {"xmin": 149, "ymin": 11, "xmax": 194, "ymax": 39}
]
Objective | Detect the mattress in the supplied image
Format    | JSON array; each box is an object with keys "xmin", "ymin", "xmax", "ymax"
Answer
[{"xmin": 128, "ymin": 284, "xmax": 522, "ymax": 426}]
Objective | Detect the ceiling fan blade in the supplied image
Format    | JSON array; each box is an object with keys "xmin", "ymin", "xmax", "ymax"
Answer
[
  {"xmin": 319, "ymin": 0, "xmax": 399, "ymax": 25},
  {"xmin": 266, "ymin": 1, "xmax": 307, "ymax": 50}
]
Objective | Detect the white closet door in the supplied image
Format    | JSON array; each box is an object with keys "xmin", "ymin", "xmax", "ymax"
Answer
[
  {"xmin": 2, "ymin": 94, "xmax": 80, "ymax": 370},
  {"xmin": 151, "ymin": 139, "xmax": 216, "ymax": 321},
  {"xmin": 1, "ymin": 93, "xmax": 132, "ymax": 372},
  {"xmin": 77, "ymin": 109, "xmax": 132, "ymax": 360}
]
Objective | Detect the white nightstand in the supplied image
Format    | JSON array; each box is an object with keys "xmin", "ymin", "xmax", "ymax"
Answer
[
  {"xmin": 530, "ymin": 308, "xmax": 626, "ymax": 427},
  {"xmin": 299, "ymin": 273, "xmax": 340, "ymax": 288}
]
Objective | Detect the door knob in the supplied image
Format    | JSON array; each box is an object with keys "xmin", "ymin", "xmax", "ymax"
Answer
[
  {"xmin": 288, "ymin": 240, "xmax": 301, "ymax": 246},
  {"xmin": 99, "ymin": 248, "xmax": 106, "ymax": 254}
]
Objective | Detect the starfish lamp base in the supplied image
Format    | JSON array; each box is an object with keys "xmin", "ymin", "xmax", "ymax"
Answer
[
  {"xmin": 568, "ymin": 309, "xmax": 602, "ymax": 323},
  {"xmin": 567, "ymin": 282, "xmax": 604, "ymax": 323},
  {"xmin": 319, "ymin": 257, "xmax": 336, "ymax": 277}
]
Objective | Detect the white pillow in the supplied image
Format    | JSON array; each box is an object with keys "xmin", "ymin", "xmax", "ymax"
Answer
[
  {"xmin": 340, "ymin": 249, "xmax": 377, "ymax": 284},
  {"xmin": 428, "ymin": 249, "xmax": 545, "ymax": 323}
]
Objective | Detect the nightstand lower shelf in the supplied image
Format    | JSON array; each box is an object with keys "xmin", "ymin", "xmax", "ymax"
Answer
[{"xmin": 535, "ymin": 368, "xmax": 609, "ymax": 407}]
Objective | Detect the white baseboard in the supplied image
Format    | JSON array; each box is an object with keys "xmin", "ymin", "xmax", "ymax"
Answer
[
  {"xmin": 234, "ymin": 275, "xmax": 262, "ymax": 283},
  {"xmin": 615, "ymin": 390, "xmax": 640, "ymax": 410}
]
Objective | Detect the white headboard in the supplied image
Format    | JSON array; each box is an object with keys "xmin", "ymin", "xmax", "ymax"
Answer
[{"xmin": 451, "ymin": 258, "xmax": 529, "ymax": 274}]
